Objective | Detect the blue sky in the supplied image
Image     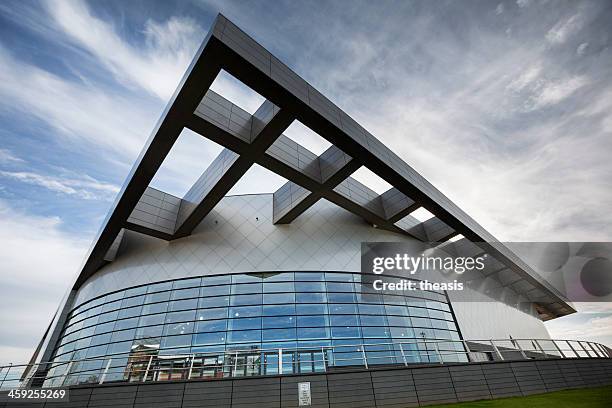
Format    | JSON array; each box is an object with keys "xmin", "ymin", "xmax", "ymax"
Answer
[{"xmin": 0, "ymin": 0, "xmax": 611, "ymax": 364}]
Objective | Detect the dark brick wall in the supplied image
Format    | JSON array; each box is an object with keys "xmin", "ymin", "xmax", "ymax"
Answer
[{"xmin": 2, "ymin": 358, "xmax": 611, "ymax": 408}]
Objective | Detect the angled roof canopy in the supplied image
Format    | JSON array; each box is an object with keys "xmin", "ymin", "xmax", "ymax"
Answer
[{"xmin": 76, "ymin": 14, "xmax": 574, "ymax": 320}]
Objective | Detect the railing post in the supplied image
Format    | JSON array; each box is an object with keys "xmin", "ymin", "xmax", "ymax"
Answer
[
  {"xmin": 361, "ymin": 347, "xmax": 368, "ymax": 369},
  {"xmin": 533, "ymin": 340, "xmax": 547, "ymax": 358},
  {"xmin": 490, "ymin": 340, "xmax": 504, "ymax": 360},
  {"xmin": 278, "ymin": 348, "xmax": 283, "ymax": 375},
  {"xmin": 0, "ymin": 364, "xmax": 12, "ymax": 389},
  {"xmin": 578, "ymin": 341, "xmax": 592, "ymax": 357},
  {"xmin": 552, "ymin": 340, "xmax": 566, "ymax": 358},
  {"xmin": 99, "ymin": 358, "xmax": 112, "ymax": 384},
  {"xmin": 321, "ymin": 347, "xmax": 327, "ymax": 372},
  {"xmin": 188, "ymin": 354, "xmax": 195, "ymax": 380},
  {"xmin": 143, "ymin": 355, "xmax": 153, "ymax": 382},
  {"xmin": 515, "ymin": 341, "xmax": 528, "ymax": 360},
  {"xmin": 61, "ymin": 361, "xmax": 73, "ymax": 387},
  {"xmin": 462, "ymin": 340, "xmax": 471, "ymax": 362},
  {"xmin": 433, "ymin": 342, "xmax": 443, "ymax": 364},
  {"xmin": 399, "ymin": 344, "xmax": 408, "ymax": 366},
  {"xmin": 234, "ymin": 351, "xmax": 238, "ymax": 376},
  {"xmin": 566, "ymin": 340, "xmax": 579, "ymax": 358}
]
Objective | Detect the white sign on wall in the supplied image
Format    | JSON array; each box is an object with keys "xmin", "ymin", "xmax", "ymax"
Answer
[{"xmin": 298, "ymin": 382, "xmax": 311, "ymax": 406}]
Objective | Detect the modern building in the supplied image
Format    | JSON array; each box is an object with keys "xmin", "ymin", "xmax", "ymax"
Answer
[{"xmin": 4, "ymin": 13, "xmax": 610, "ymax": 408}]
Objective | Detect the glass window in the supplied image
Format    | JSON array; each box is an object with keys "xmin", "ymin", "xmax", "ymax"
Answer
[
  {"xmin": 93, "ymin": 322, "xmax": 115, "ymax": 335},
  {"xmin": 232, "ymin": 283, "xmax": 262, "ymax": 294},
  {"xmin": 107, "ymin": 341, "xmax": 132, "ymax": 355},
  {"xmin": 325, "ymin": 272, "xmax": 353, "ymax": 282},
  {"xmin": 331, "ymin": 326, "xmax": 360, "ymax": 338},
  {"xmin": 329, "ymin": 304, "xmax": 357, "ymax": 314},
  {"xmin": 383, "ymin": 294, "xmax": 406, "ymax": 305},
  {"xmin": 202, "ymin": 274, "xmax": 231, "ymax": 285},
  {"xmin": 390, "ymin": 326, "xmax": 414, "ymax": 339},
  {"xmin": 230, "ymin": 294, "xmax": 262, "ymax": 306},
  {"xmin": 101, "ymin": 300, "xmax": 122, "ymax": 313},
  {"xmin": 110, "ymin": 329, "xmax": 135, "ymax": 343},
  {"xmin": 411, "ymin": 317, "xmax": 432, "ymax": 328},
  {"xmin": 297, "ymin": 315, "xmax": 327, "ymax": 327},
  {"xmin": 263, "ymin": 316, "xmax": 295, "ymax": 329},
  {"xmin": 327, "ymin": 282, "xmax": 354, "ymax": 292},
  {"xmin": 118, "ymin": 306, "xmax": 142, "ymax": 320},
  {"xmin": 387, "ymin": 315, "xmax": 411, "ymax": 327},
  {"xmin": 330, "ymin": 315, "xmax": 359, "ymax": 327},
  {"xmin": 193, "ymin": 332, "xmax": 226, "ymax": 346},
  {"xmin": 296, "ymin": 292, "xmax": 326, "ymax": 303},
  {"xmin": 147, "ymin": 282, "xmax": 172, "ymax": 293},
  {"xmin": 142, "ymin": 302, "xmax": 168, "ymax": 315},
  {"xmin": 294, "ymin": 281, "xmax": 325, "ymax": 292},
  {"xmin": 409, "ymin": 307, "xmax": 428, "ymax": 317},
  {"xmin": 90, "ymin": 333, "xmax": 111, "ymax": 346},
  {"xmin": 106, "ymin": 291, "xmax": 125, "ymax": 302},
  {"xmin": 97, "ymin": 310, "xmax": 118, "ymax": 324},
  {"xmin": 358, "ymin": 304, "xmax": 385, "ymax": 315},
  {"xmin": 263, "ymin": 304, "xmax": 295, "ymax": 316},
  {"xmin": 200, "ymin": 285, "xmax": 230, "ymax": 297},
  {"xmin": 227, "ymin": 330, "xmax": 261, "ymax": 343},
  {"xmin": 229, "ymin": 306, "xmax": 261, "ymax": 318},
  {"xmin": 163, "ymin": 322, "xmax": 194, "ymax": 336},
  {"xmin": 135, "ymin": 325, "xmax": 163, "ymax": 339},
  {"xmin": 196, "ymin": 307, "xmax": 228, "ymax": 321},
  {"xmin": 263, "ymin": 328, "xmax": 295, "ymax": 341},
  {"xmin": 295, "ymin": 272, "xmax": 325, "ymax": 281},
  {"xmin": 196, "ymin": 319, "xmax": 227, "ymax": 333},
  {"xmin": 263, "ymin": 293, "xmax": 295, "ymax": 304},
  {"xmin": 171, "ymin": 288, "xmax": 199, "ymax": 300},
  {"xmin": 165, "ymin": 310, "xmax": 196, "ymax": 324},
  {"xmin": 172, "ymin": 277, "xmax": 202, "ymax": 289},
  {"xmin": 232, "ymin": 274, "xmax": 262, "ymax": 284},
  {"xmin": 161, "ymin": 334, "xmax": 192, "ymax": 348},
  {"xmin": 362, "ymin": 327, "xmax": 390, "ymax": 338},
  {"xmin": 385, "ymin": 305, "xmax": 408, "ymax": 316},
  {"xmin": 198, "ymin": 296, "xmax": 228, "ymax": 308},
  {"xmin": 327, "ymin": 292, "xmax": 355, "ymax": 303},
  {"xmin": 114, "ymin": 318, "xmax": 139, "ymax": 331},
  {"xmin": 228, "ymin": 317, "xmax": 261, "ymax": 331},
  {"xmin": 168, "ymin": 298, "xmax": 198, "ymax": 312},
  {"xmin": 86, "ymin": 345, "xmax": 108, "ymax": 358},
  {"xmin": 261, "ymin": 272, "xmax": 294, "ymax": 282},
  {"xmin": 297, "ymin": 327, "xmax": 329, "ymax": 339},
  {"xmin": 263, "ymin": 282, "xmax": 294, "ymax": 293},
  {"xmin": 145, "ymin": 291, "xmax": 171, "ymax": 304},
  {"xmin": 296, "ymin": 304, "xmax": 327, "ymax": 315},
  {"xmin": 360, "ymin": 315, "xmax": 386, "ymax": 326},
  {"xmin": 138, "ymin": 314, "xmax": 166, "ymax": 327},
  {"xmin": 125, "ymin": 286, "xmax": 147, "ymax": 297}
]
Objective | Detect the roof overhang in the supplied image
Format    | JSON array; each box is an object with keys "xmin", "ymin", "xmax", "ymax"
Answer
[{"xmin": 73, "ymin": 14, "xmax": 575, "ymax": 320}]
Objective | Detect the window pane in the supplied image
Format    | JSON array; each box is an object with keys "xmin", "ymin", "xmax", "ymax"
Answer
[
  {"xmin": 168, "ymin": 298, "xmax": 198, "ymax": 312},
  {"xmin": 162, "ymin": 334, "xmax": 192, "ymax": 348},
  {"xmin": 296, "ymin": 304, "xmax": 327, "ymax": 315},
  {"xmin": 196, "ymin": 308, "xmax": 228, "ymax": 321},
  {"xmin": 171, "ymin": 288, "xmax": 199, "ymax": 300},
  {"xmin": 263, "ymin": 304, "xmax": 295, "ymax": 316},
  {"xmin": 145, "ymin": 291, "xmax": 171, "ymax": 303},
  {"xmin": 142, "ymin": 302, "xmax": 168, "ymax": 315},
  {"xmin": 196, "ymin": 319, "xmax": 227, "ymax": 333},
  {"xmin": 232, "ymin": 283, "xmax": 262, "ymax": 294},
  {"xmin": 172, "ymin": 278, "xmax": 202, "ymax": 289},
  {"xmin": 198, "ymin": 296, "xmax": 229, "ymax": 308},
  {"xmin": 262, "ymin": 316, "xmax": 295, "ymax": 329},
  {"xmin": 228, "ymin": 317, "xmax": 261, "ymax": 330},
  {"xmin": 296, "ymin": 292, "xmax": 326, "ymax": 303},
  {"xmin": 297, "ymin": 315, "xmax": 327, "ymax": 327},
  {"xmin": 193, "ymin": 332, "xmax": 226, "ymax": 346},
  {"xmin": 165, "ymin": 310, "xmax": 196, "ymax": 324},
  {"xmin": 297, "ymin": 327, "xmax": 329, "ymax": 339},
  {"xmin": 163, "ymin": 322, "xmax": 194, "ymax": 336},
  {"xmin": 263, "ymin": 293, "xmax": 295, "ymax": 304},
  {"xmin": 230, "ymin": 294, "xmax": 262, "ymax": 306},
  {"xmin": 229, "ymin": 306, "xmax": 261, "ymax": 318},
  {"xmin": 110, "ymin": 329, "xmax": 135, "ymax": 343},
  {"xmin": 200, "ymin": 285, "xmax": 230, "ymax": 297},
  {"xmin": 227, "ymin": 330, "xmax": 261, "ymax": 343},
  {"xmin": 263, "ymin": 328, "xmax": 295, "ymax": 341},
  {"xmin": 138, "ymin": 314, "xmax": 166, "ymax": 327},
  {"xmin": 263, "ymin": 282, "xmax": 294, "ymax": 293},
  {"xmin": 135, "ymin": 325, "xmax": 163, "ymax": 339}
]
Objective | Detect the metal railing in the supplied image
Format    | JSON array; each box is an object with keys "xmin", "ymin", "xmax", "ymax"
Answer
[{"xmin": 1, "ymin": 338, "xmax": 609, "ymax": 390}]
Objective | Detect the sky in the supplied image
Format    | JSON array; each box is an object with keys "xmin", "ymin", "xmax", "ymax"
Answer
[{"xmin": 0, "ymin": 0, "xmax": 611, "ymax": 365}]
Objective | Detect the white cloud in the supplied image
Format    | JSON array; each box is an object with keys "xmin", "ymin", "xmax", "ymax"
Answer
[
  {"xmin": 530, "ymin": 76, "xmax": 588, "ymax": 109},
  {"xmin": 0, "ymin": 170, "xmax": 119, "ymax": 200},
  {"xmin": 45, "ymin": 0, "xmax": 202, "ymax": 100},
  {"xmin": 506, "ymin": 64, "xmax": 542, "ymax": 92},
  {"xmin": 47, "ymin": 0, "xmax": 204, "ymax": 100},
  {"xmin": 0, "ymin": 148, "xmax": 25, "ymax": 164},
  {"xmin": 546, "ymin": 13, "xmax": 584, "ymax": 45},
  {"xmin": 516, "ymin": 0, "xmax": 531, "ymax": 8},
  {"xmin": 495, "ymin": 4, "xmax": 504, "ymax": 15},
  {"xmin": 0, "ymin": 45, "xmax": 155, "ymax": 160},
  {"xmin": 576, "ymin": 42, "xmax": 589, "ymax": 56},
  {"xmin": 0, "ymin": 200, "xmax": 88, "ymax": 365}
]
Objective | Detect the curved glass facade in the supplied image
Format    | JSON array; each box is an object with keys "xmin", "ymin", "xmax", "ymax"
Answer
[{"xmin": 44, "ymin": 272, "xmax": 464, "ymax": 386}]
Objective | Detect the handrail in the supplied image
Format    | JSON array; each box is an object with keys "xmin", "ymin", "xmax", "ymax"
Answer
[{"xmin": 0, "ymin": 338, "xmax": 609, "ymax": 390}]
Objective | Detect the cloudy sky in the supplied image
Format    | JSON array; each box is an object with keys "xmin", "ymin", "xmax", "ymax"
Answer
[{"xmin": 0, "ymin": 0, "xmax": 611, "ymax": 365}]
